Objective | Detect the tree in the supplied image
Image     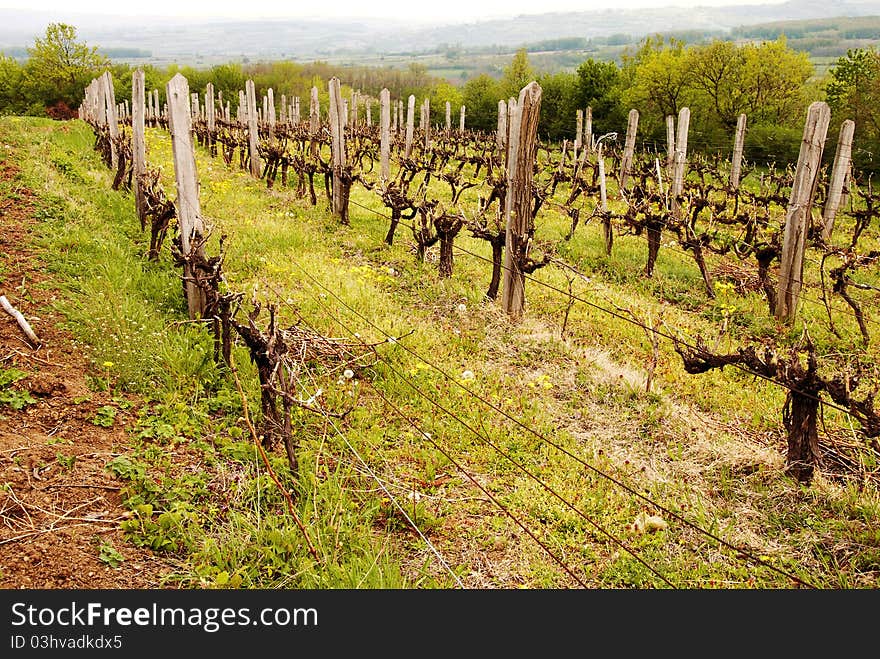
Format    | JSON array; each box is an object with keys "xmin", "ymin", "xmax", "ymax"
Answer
[
  {"xmin": 575, "ymin": 58, "xmax": 625, "ymax": 135},
  {"xmin": 429, "ymin": 82, "xmax": 463, "ymax": 128},
  {"xmin": 0, "ymin": 54, "xmax": 25, "ymax": 115},
  {"xmin": 462, "ymin": 74, "xmax": 502, "ymax": 132},
  {"xmin": 738, "ymin": 38, "xmax": 813, "ymax": 126},
  {"xmin": 500, "ymin": 48, "xmax": 535, "ymax": 99},
  {"xmin": 23, "ymin": 23, "xmax": 109, "ymax": 114},
  {"xmin": 620, "ymin": 36, "xmax": 692, "ymax": 138},
  {"xmin": 536, "ymin": 71, "xmax": 578, "ymax": 141},
  {"xmin": 826, "ymin": 47, "xmax": 880, "ymax": 171},
  {"xmin": 687, "ymin": 40, "xmax": 748, "ymax": 130}
]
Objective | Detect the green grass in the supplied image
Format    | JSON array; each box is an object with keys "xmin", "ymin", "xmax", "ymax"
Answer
[{"xmin": 2, "ymin": 114, "xmax": 879, "ymax": 589}]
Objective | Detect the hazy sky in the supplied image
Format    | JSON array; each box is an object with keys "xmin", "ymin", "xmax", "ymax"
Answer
[{"xmin": 1, "ymin": 0, "xmax": 791, "ymax": 22}]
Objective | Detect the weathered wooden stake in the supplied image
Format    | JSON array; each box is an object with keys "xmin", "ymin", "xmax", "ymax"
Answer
[
  {"xmin": 575, "ymin": 108, "xmax": 583, "ymax": 151},
  {"xmin": 776, "ymin": 101, "xmax": 831, "ymax": 323},
  {"xmin": 205, "ymin": 82, "xmax": 215, "ymax": 152},
  {"xmin": 502, "ymin": 82, "xmax": 542, "ymax": 320},
  {"xmin": 146, "ymin": 87, "xmax": 154, "ymax": 125},
  {"xmin": 459, "ymin": 105, "xmax": 466, "ymax": 133},
  {"xmin": 380, "ymin": 88, "xmax": 391, "ymax": 181},
  {"xmin": 166, "ymin": 73, "xmax": 207, "ymax": 320},
  {"xmin": 619, "ymin": 108, "xmax": 638, "ymax": 194},
  {"xmin": 598, "ymin": 143, "xmax": 611, "ymax": 255},
  {"xmin": 496, "ymin": 99, "xmax": 507, "ymax": 155},
  {"xmin": 584, "ymin": 106, "xmax": 593, "ymax": 154},
  {"xmin": 101, "ymin": 71, "xmax": 119, "ymax": 169},
  {"xmin": 423, "ymin": 98, "xmax": 431, "ymax": 150},
  {"xmin": 328, "ymin": 77, "xmax": 348, "ymax": 222},
  {"xmin": 821, "ymin": 119, "xmax": 855, "ymax": 242},
  {"xmin": 730, "ymin": 113, "xmax": 747, "ymax": 190},
  {"xmin": 671, "ymin": 107, "xmax": 690, "ymax": 220},
  {"xmin": 132, "ymin": 70, "xmax": 147, "ymax": 228},
  {"xmin": 404, "ymin": 95, "xmax": 415, "ymax": 158},
  {"xmin": 245, "ymin": 80, "xmax": 261, "ymax": 178},
  {"xmin": 267, "ymin": 88, "xmax": 276, "ymax": 139},
  {"xmin": 665, "ymin": 114, "xmax": 676, "ymax": 175}
]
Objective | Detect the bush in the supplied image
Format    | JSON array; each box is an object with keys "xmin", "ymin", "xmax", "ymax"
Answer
[{"xmin": 744, "ymin": 123, "xmax": 803, "ymax": 167}]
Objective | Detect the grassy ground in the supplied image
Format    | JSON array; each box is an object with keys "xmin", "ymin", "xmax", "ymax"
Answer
[{"xmin": 2, "ymin": 115, "xmax": 878, "ymax": 589}]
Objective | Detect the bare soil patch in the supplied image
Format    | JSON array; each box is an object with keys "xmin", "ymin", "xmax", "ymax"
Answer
[{"xmin": 0, "ymin": 158, "xmax": 175, "ymax": 589}]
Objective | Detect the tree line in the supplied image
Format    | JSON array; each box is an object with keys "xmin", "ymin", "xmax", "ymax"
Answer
[{"xmin": 2, "ymin": 23, "xmax": 878, "ymax": 170}]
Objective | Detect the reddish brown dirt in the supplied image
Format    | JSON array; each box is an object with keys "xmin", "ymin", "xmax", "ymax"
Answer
[{"xmin": 0, "ymin": 159, "xmax": 174, "ymax": 589}]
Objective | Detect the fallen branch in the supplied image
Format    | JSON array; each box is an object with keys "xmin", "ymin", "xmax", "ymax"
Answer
[{"xmin": 0, "ymin": 295, "xmax": 41, "ymax": 348}]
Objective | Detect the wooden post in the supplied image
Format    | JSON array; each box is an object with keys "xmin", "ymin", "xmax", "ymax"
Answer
[
  {"xmin": 144, "ymin": 87, "xmax": 152, "ymax": 125},
  {"xmin": 166, "ymin": 73, "xmax": 207, "ymax": 320},
  {"xmin": 366, "ymin": 98, "xmax": 372, "ymax": 127},
  {"xmin": 821, "ymin": 119, "xmax": 855, "ymax": 242},
  {"xmin": 671, "ymin": 107, "xmax": 690, "ymax": 219},
  {"xmin": 92, "ymin": 79, "xmax": 106, "ymax": 130},
  {"xmin": 280, "ymin": 93, "xmax": 287, "ymax": 124},
  {"xmin": 245, "ymin": 79, "xmax": 261, "ymax": 178},
  {"xmin": 575, "ymin": 108, "xmax": 583, "ymax": 152},
  {"xmin": 730, "ymin": 113, "xmax": 747, "ymax": 191},
  {"xmin": 328, "ymin": 77, "xmax": 347, "ymax": 222},
  {"xmin": 101, "ymin": 71, "xmax": 119, "ymax": 169},
  {"xmin": 153, "ymin": 90, "xmax": 160, "ymax": 124},
  {"xmin": 205, "ymin": 82, "xmax": 215, "ymax": 152},
  {"xmin": 404, "ymin": 94, "xmax": 415, "ymax": 158},
  {"xmin": 776, "ymin": 101, "xmax": 831, "ymax": 323},
  {"xmin": 459, "ymin": 105, "xmax": 466, "ymax": 133},
  {"xmin": 445, "ymin": 101, "xmax": 451, "ymax": 132},
  {"xmin": 665, "ymin": 114, "xmax": 676, "ymax": 175},
  {"xmin": 619, "ymin": 108, "xmax": 638, "ymax": 194},
  {"xmin": 392, "ymin": 101, "xmax": 398, "ymax": 133},
  {"xmin": 423, "ymin": 98, "xmax": 431, "ymax": 150},
  {"xmin": 191, "ymin": 92, "xmax": 200, "ymax": 119},
  {"xmin": 238, "ymin": 90, "xmax": 246, "ymax": 126},
  {"xmin": 309, "ymin": 86, "xmax": 320, "ymax": 161},
  {"xmin": 309, "ymin": 87, "xmax": 320, "ymax": 132},
  {"xmin": 380, "ymin": 88, "xmax": 391, "ymax": 181},
  {"xmin": 584, "ymin": 106, "xmax": 593, "ymax": 154},
  {"xmin": 131, "ymin": 70, "xmax": 147, "ymax": 228},
  {"xmin": 267, "ymin": 88, "xmax": 276, "ymax": 139},
  {"xmin": 496, "ymin": 99, "xmax": 507, "ymax": 155},
  {"xmin": 502, "ymin": 82, "xmax": 542, "ymax": 319},
  {"xmin": 598, "ymin": 143, "xmax": 611, "ymax": 255}
]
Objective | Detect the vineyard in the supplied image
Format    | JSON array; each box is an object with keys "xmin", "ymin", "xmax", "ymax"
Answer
[{"xmin": 1, "ymin": 67, "xmax": 879, "ymax": 590}]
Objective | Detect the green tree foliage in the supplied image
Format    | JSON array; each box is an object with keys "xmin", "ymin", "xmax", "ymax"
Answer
[
  {"xmin": 575, "ymin": 58, "xmax": 625, "ymax": 135},
  {"xmin": 620, "ymin": 36, "xmax": 693, "ymax": 141},
  {"xmin": 536, "ymin": 71, "xmax": 579, "ymax": 141},
  {"xmin": 500, "ymin": 48, "xmax": 535, "ymax": 100},
  {"xmin": 621, "ymin": 35, "xmax": 814, "ymax": 154},
  {"xmin": 429, "ymin": 82, "xmax": 464, "ymax": 127},
  {"xmin": 23, "ymin": 23, "xmax": 109, "ymax": 116},
  {"xmin": 0, "ymin": 55, "xmax": 25, "ymax": 115},
  {"xmin": 462, "ymin": 74, "xmax": 502, "ymax": 133},
  {"xmin": 826, "ymin": 48, "xmax": 880, "ymax": 171}
]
